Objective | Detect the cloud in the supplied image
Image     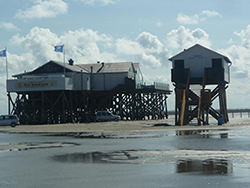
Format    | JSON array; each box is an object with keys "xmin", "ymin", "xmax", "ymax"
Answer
[
  {"xmin": 156, "ymin": 20, "xmax": 163, "ymax": 27},
  {"xmin": 166, "ymin": 26, "xmax": 211, "ymax": 52},
  {"xmin": 177, "ymin": 13, "xmax": 199, "ymax": 25},
  {"xmin": 177, "ymin": 10, "xmax": 221, "ymax": 25},
  {"xmin": 201, "ymin": 10, "xmax": 222, "ymax": 18},
  {"xmin": 116, "ymin": 38, "xmax": 144, "ymax": 55},
  {"xmin": 5, "ymin": 26, "xmax": 211, "ymax": 78},
  {"xmin": 116, "ymin": 32, "xmax": 169, "ymax": 68},
  {"xmin": 136, "ymin": 32, "xmax": 164, "ymax": 53},
  {"xmin": 7, "ymin": 27, "xmax": 116, "ymax": 76},
  {"xmin": 0, "ymin": 22, "xmax": 19, "ymax": 31},
  {"xmin": 219, "ymin": 45, "xmax": 250, "ymax": 79},
  {"xmin": 76, "ymin": 0, "xmax": 119, "ymax": 5},
  {"xmin": 234, "ymin": 25, "xmax": 250, "ymax": 48},
  {"xmin": 15, "ymin": 0, "xmax": 68, "ymax": 20},
  {"xmin": 218, "ymin": 25, "xmax": 250, "ymax": 79},
  {"xmin": 116, "ymin": 28, "xmax": 212, "ymax": 69}
]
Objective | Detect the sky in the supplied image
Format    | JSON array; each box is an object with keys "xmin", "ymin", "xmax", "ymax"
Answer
[{"xmin": 0, "ymin": 0, "xmax": 250, "ymax": 114}]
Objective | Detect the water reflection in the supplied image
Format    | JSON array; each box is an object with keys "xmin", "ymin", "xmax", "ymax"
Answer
[
  {"xmin": 52, "ymin": 151, "xmax": 138, "ymax": 164},
  {"xmin": 177, "ymin": 159, "xmax": 233, "ymax": 175},
  {"xmin": 53, "ymin": 152, "xmax": 104, "ymax": 163},
  {"xmin": 176, "ymin": 130, "xmax": 228, "ymax": 138}
]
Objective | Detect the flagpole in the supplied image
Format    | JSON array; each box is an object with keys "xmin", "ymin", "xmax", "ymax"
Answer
[
  {"xmin": 4, "ymin": 47, "xmax": 10, "ymax": 115},
  {"xmin": 63, "ymin": 44, "xmax": 65, "ymax": 76},
  {"xmin": 5, "ymin": 47, "xmax": 8, "ymax": 80}
]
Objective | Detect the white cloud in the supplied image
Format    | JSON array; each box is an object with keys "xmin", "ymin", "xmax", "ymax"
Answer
[
  {"xmin": 76, "ymin": 0, "xmax": 119, "ymax": 5},
  {"xmin": 136, "ymin": 32, "xmax": 164, "ymax": 53},
  {"xmin": 177, "ymin": 10, "xmax": 221, "ymax": 25},
  {"xmin": 166, "ymin": 26, "xmax": 211, "ymax": 52},
  {"xmin": 177, "ymin": 13, "xmax": 199, "ymax": 25},
  {"xmin": 139, "ymin": 53, "xmax": 162, "ymax": 68},
  {"xmin": 0, "ymin": 22, "xmax": 19, "ymax": 31},
  {"xmin": 15, "ymin": 0, "xmax": 68, "ymax": 20},
  {"xmin": 234, "ymin": 25, "xmax": 250, "ymax": 48},
  {"xmin": 7, "ymin": 27, "xmax": 116, "ymax": 75},
  {"xmin": 201, "ymin": 10, "xmax": 222, "ymax": 18},
  {"xmin": 116, "ymin": 32, "xmax": 169, "ymax": 68},
  {"xmin": 228, "ymin": 38, "xmax": 234, "ymax": 44},
  {"xmin": 5, "ymin": 26, "xmax": 211, "ymax": 78},
  {"xmin": 115, "ymin": 28, "xmax": 211, "ymax": 69},
  {"xmin": 219, "ymin": 45, "xmax": 250, "ymax": 79},
  {"xmin": 156, "ymin": 20, "xmax": 163, "ymax": 27},
  {"xmin": 116, "ymin": 38, "xmax": 144, "ymax": 55},
  {"xmin": 219, "ymin": 25, "xmax": 250, "ymax": 80}
]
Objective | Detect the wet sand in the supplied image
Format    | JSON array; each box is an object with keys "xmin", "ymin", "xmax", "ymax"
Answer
[{"xmin": 0, "ymin": 116, "xmax": 250, "ymax": 134}]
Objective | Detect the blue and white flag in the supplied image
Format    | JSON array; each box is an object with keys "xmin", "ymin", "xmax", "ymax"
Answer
[
  {"xmin": 54, "ymin": 45, "xmax": 64, "ymax": 53},
  {"xmin": 0, "ymin": 49, "xmax": 6, "ymax": 57}
]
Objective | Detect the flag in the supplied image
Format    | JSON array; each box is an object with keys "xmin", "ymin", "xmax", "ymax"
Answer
[
  {"xmin": 0, "ymin": 49, "xmax": 6, "ymax": 57},
  {"xmin": 54, "ymin": 45, "xmax": 64, "ymax": 52}
]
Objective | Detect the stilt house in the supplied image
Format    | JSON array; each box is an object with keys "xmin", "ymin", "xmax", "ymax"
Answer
[
  {"xmin": 7, "ymin": 60, "xmax": 171, "ymax": 124},
  {"xmin": 169, "ymin": 44, "xmax": 232, "ymax": 125}
]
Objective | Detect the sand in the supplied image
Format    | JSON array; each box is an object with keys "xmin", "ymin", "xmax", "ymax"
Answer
[{"xmin": 0, "ymin": 116, "xmax": 250, "ymax": 134}]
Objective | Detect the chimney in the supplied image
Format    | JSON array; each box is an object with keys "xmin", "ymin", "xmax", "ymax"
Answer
[
  {"xmin": 91, "ymin": 66, "xmax": 93, "ymax": 74},
  {"xmin": 68, "ymin": 59, "xmax": 74, "ymax": 66}
]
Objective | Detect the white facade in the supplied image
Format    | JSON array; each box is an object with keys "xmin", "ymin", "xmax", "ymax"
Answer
[
  {"xmin": 7, "ymin": 76, "xmax": 73, "ymax": 92},
  {"xmin": 170, "ymin": 44, "xmax": 232, "ymax": 83},
  {"xmin": 7, "ymin": 61, "xmax": 140, "ymax": 92}
]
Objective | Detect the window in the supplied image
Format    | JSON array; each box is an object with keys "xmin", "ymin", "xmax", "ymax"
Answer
[
  {"xmin": 212, "ymin": 58, "xmax": 222, "ymax": 68},
  {"xmin": 174, "ymin": 60, "xmax": 184, "ymax": 69}
]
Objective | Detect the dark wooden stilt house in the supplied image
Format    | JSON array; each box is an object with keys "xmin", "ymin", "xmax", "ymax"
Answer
[
  {"xmin": 7, "ymin": 60, "xmax": 171, "ymax": 124},
  {"xmin": 169, "ymin": 44, "xmax": 232, "ymax": 125}
]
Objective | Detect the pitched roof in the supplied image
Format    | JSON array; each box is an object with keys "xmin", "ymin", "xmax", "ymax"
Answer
[
  {"xmin": 13, "ymin": 61, "xmax": 137, "ymax": 77},
  {"xmin": 51, "ymin": 61, "xmax": 88, "ymax": 73},
  {"xmin": 168, "ymin": 44, "xmax": 232, "ymax": 64},
  {"xmin": 76, "ymin": 62, "xmax": 134, "ymax": 73}
]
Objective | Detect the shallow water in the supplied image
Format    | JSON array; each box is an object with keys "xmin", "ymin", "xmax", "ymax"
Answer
[{"xmin": 1, "ymin": 125, "xmax": 250, "ymax": 188}]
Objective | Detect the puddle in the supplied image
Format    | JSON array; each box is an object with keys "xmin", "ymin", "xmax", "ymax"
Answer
[
  {"xmin": 52, "ymin": 150, "xmax": 242, "ymax": 176},
  {"xmin": 47, "ymin": 132, "xmax": 166, "ymax": 139},
  {"xmin": 176, "ymin": 130, "xmax": 228, "ymax": 138},
  {"xmin": 0, "ymin": 142, "xmax": 79, "ymax": 151},
  {"xmin": 177, "ymin": 159, "xmax": 233, "ymax": 175},
  {"xmin": 52, "ymin": 151, "xmax": 138, "ymax": 164},
  {"xmin": 52, "ymin": 149, "xmax": 250, "ymax": 166}
]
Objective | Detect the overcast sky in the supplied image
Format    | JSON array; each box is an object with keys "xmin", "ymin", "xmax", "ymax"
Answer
[{"xmin": 0, "ymin": 0, "xmax": 250, "ymax": 114}]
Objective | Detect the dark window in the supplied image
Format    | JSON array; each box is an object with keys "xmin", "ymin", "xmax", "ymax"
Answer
[
  {"xmin": 174, "ymin": 60, "xmax": 184, "ymax": 69},
  {"xmin": 9, "ymin": 116, "xmax": 16, "ymax": 119},
  {"xmin": 212, "ymin": 58, "xmax": 222, "ymax": 68}
]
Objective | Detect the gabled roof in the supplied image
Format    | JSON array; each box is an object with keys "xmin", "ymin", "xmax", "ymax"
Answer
[
  {"xmin": 55, "ymin": 61, "xmax": 88, "ymax": 73},
  {"xmin": 77, "ymin": 62, "xmax": 134, "ymax": 73},
  {"xmin": 168, "ymin": 44, "xmax": 232, "ymax": 64},
  {"xmin": 13, "ymin": 60, "xmax": 88, "ymax": 77},
  {"xmin": 13, "ymin": 60, "xmax": 137, "ymax": 77}
]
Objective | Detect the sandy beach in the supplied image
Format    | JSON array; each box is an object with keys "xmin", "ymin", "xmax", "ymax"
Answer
[{"xmin": 0, "ymin": 116, "xmax": 250, "ymax": 134}]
